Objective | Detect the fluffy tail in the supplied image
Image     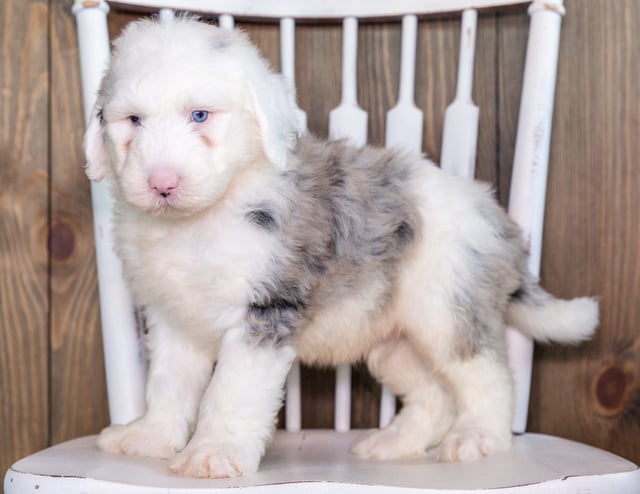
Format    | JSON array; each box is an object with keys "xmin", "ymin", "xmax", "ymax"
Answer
[{"xmin": 506, "ymin": 274, "xmax": 598, "ymax": 344}]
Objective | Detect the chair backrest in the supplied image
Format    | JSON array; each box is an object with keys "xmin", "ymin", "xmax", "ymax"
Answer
[{"xmin": 72, "ymin": 0, "xmax": 565, "ymax": 436}]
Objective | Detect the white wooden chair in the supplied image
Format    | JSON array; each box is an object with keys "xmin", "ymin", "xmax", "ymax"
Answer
[{"xmin": 5, "ymin": 0, "xmax": 640, "ymax": 492}]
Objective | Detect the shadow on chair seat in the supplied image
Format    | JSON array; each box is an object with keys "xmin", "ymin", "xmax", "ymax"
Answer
[{"xmin": 6, "ymin": 431, "xmax": 640, "ymax": 493}]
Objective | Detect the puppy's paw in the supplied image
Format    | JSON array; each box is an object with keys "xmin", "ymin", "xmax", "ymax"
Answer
[
  {"xmin": 352, "ymin": 426, "xmax": 427, "ymax": 460},
  {"xmin": 97, "ymin": 420, "xmax": 186, "ymax": 459},
  {"xmin": 438, "ymin": 428, "xmax": 511, "ymax": 462},
  {"xmin": 169, "ymin": 442, "xmax": 260, "ymax": 478}
]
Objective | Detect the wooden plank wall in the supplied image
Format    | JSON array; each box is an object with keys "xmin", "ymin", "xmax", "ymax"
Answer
[{"xmin": 2, "ymin": 0, "xmax": 639, "ymax": 484}]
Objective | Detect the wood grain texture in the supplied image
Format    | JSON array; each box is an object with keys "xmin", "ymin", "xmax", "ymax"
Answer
[
  {"xmin": 528, "ymin": 0, "xmax": 640, "ymax": 463},
  {"xmin": 0, "ymin": 0, "xmax": 50, "ymax": 480},
  {"xmin": 49, "ymin": 0, "xmax": 109, "ymax": 444}
]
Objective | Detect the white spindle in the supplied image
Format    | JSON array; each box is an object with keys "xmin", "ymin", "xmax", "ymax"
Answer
[
  {"xmin": 285, "ymin": 360, "xmax": 301, "ymax": 432},
  {"xmin": 279, "ymin": 16, "xmax": 305, "ymax": 433},
  {"xmin": 385, "ymin": 15, "xmax": 423, "ymax": 155},
  {"xmin": 334, "ymin": 365, "xmax": 352, "ymax": 432},
  {"xmin": 158, "ymin": 8, "xmax": 174, "ymax": 22},
  {"xmin": 507, "ymin": 0, "xmax": 565, "ymax": 433},
  {"xmin": 440, "ymin": 9, "xmax": 479, "ymax": 178},
  {"xmin": 73, "ymin": 0, "xmax": 110, "ymax": 125},
  {"xmin": 328, "ymin": 17, "xmax": 367, "ymax": 147},
  {"xmin": 72, "ymin": 0, "xmax": 147, "ymax": 426},
  {"xmin": 280, "ymin": 17, "xmax": 308, "ymax": 133},
  {"xmin": 218, "ymin": 14, "xmax": 234, "ymax": 29},
  {"xmin": 378, "ymin": 387, "xmax": 396, "ymax": 429},
  {"xmin": 340, "ymin": 18, "xmax": 358, "ymax": 112},
  {"xmin": 455, "ymin": 10, "xmax": 477, "ymax": 103}
]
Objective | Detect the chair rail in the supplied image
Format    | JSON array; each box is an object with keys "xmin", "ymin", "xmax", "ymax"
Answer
[{"xmin": 106, "ymin": 0, "xmax": 531, "ymax": 20}]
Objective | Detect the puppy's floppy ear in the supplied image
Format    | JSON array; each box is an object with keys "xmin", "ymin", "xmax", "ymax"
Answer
[
  {"xmin": 247, "ymin": 71, "xmax": 300, "ymax": 170},
  {"xmin": 83, "ymin": 104, "xmax": 108, "ymax": 181}
]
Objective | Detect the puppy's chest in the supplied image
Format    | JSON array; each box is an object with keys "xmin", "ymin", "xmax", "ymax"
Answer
[{"xmin": 118, "ymin": 213, "xmax": 274, "ymax": 330}]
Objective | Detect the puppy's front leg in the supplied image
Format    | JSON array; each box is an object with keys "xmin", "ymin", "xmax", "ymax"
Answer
[
  {"xmin": 170, "ymin": 327, "xmax": 295, "ymax": 478},
  {"xmin": 97, "ymin": 310, "xmax": 214, "ymax": 459}
]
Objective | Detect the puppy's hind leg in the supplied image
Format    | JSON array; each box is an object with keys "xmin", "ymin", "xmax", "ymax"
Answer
[
  {"xmin": 352, "ymin": 337, "xmax": 456, "ymax": 460},
  {"xmin": 436, "ymin": 350, "xmax": 514, "ymax": 462},
  {"xmin": 401, "ymin": 281, "xmax": 514, "ymax": 462}
]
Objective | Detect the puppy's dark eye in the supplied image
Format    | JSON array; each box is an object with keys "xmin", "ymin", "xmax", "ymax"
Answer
[
  {"xmin": 191, "ymin": 110, "xmax": 208, "ymax": 123},
  {"xmin": 129, "ymin": 115, "xmax": 141, "ymax": 126}
]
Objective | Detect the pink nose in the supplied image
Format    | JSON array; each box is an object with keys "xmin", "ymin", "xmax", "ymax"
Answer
[{"xmin": 148, "ymin": 169, "xmax": 180, "ymax": 198}]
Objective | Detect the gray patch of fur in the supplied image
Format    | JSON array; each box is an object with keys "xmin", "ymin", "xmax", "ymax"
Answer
[
  {"xmin": 509, "ymin": 265, "xmax": 552, "ymax": 307},
  {"xmin": 211, "ymin": 36, "xmax": 230, "ymax": 50},
  {"xmin": 450, "ymin": 198, "xmax": 527, "ymax": 360},
  {"xmin": 96, "ymin": 72, "xmax": 115, "ymax": 107},
  {"xmin": 245, "ymin": 136, "xmax": 422, "ymax": 345},
  {"xmin": 96, "ymin": 108, "xmax": 106, "ymax": 126},
  {"xmin": 243, "ymin": 135, "xmax": 544, "ymax": 359},
  {"xmin": 245, "ymin": 207, "xmax": 277, "ymax": 232}
]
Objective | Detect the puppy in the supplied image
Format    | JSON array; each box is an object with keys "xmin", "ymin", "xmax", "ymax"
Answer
[{"xmin": 85, "ymin": 16, "xmax": 598, "ymax": 478}]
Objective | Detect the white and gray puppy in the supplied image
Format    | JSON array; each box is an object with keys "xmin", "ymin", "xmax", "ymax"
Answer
[{"xmin": 85, "ymin": 16, "xmax": 598, "ymax": 478}]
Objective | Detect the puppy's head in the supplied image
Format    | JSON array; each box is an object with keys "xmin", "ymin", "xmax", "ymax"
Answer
[{"xmin": 85, "ymin": 16, "xmax": 299, "ymax": 216}]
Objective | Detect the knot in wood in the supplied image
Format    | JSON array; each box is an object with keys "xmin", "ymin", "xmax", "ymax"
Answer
[
  {"xmin": 50, "ymin": 222, "xmax": 75, "ymax": 261},
  {"xmin": 593, "ymin": 364, "xmax": 634, "ymax": 417}
]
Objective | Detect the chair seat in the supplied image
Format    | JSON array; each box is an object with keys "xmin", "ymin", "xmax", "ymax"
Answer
[{"xmin": 5, "ymin": 430, "xmax": 639, "ymax": 493}]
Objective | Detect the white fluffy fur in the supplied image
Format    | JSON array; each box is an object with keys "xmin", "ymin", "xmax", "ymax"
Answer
[{"xmin": 86, "ymin": 17, "xmax": 597, "ymax": 478}]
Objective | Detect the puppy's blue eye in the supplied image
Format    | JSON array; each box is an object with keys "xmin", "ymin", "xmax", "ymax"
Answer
[
  {"xmin": 191, "ymin": 110, "xmax": 209, "ymax": 123},
  {"xmin": 129, "ymin": 115, "xmax": 141, "ymax": 126}
]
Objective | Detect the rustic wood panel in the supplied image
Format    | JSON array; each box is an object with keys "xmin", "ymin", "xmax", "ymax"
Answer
[
  {"xmin": 528, "ymin": 0, "xmax": 640, "ymax": 463},
  {"xmin": 0, "ymin": 0, "xmax": 50, "ymax": 481},
  {"xmin": 49, "ymin": 0, "xmax": 110, "ymax": 444}
]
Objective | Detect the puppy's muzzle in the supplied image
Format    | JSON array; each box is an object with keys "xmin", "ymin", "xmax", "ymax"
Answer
[{"xmin": 148, "ymin": 168, "xmax": 181, "ymax": 198}]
